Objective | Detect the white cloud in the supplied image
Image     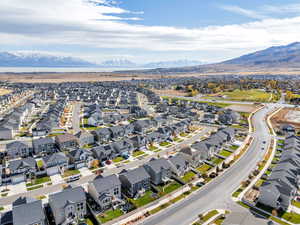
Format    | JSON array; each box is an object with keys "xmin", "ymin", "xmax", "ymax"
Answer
[
  {"xmin": 0, "ymin": 0, "xmax": 300, "ymax": 62},
  {"xmin": 220, "ymin": 5, "xmax": 267, "ymax": 20}
]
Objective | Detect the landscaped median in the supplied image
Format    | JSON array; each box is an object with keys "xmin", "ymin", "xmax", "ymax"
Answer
[{"xmin": 192, "ymin": 209, "xmax": 230, "ymax": 225}]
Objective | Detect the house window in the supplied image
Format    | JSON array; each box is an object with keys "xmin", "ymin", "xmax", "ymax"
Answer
[{"xmin": 114, "ymin": 188, "xmax": 119, "ymax": 195}]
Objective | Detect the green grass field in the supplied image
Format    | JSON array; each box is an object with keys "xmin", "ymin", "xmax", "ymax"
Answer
[{"xmin": 207, "ymin": 89, "xmax": 276, "ymax": 102}]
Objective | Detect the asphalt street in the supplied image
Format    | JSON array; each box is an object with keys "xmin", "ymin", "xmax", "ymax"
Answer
[{"xmin": 142, "ymin": 104, "xmax": 278, "ymax": 225}]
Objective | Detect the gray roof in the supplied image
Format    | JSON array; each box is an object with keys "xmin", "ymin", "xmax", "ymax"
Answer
[
  {"xmin": 144, "ymin": 158, "xmax": 172, "ymax": 173},
  {"xmin": 43, "ymin": 152, "xmax": 68, "ymax": 166},
  {"xmin": 120, "ymin": 167, "xmax": 150, "ymax": 184},
  {"xmin": 9, "ymin": 157, "xmax": 36, "ymax": 171},
  {"xmin": 13, "ymin": 198, "xmax": 45, "ymax": 225},
  {"xmin": 49, "ymin": 186, "xmax": 86, "ymax": 209},
  {"xmin": 90, "ymin": 174, "xmax": 121, "ymax": 193}
]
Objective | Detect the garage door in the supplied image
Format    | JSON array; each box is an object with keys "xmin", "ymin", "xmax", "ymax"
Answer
[
  {"xmin": 11, "ymin": 175, "xmax": 25, "ymax": 184},
  {"xmin": 47, "ymin": 166, "xmax": 60, "ymax": 176},
  {"xmin": 76, "ymin": 163, "xmax": 85, "ymax": 169}
]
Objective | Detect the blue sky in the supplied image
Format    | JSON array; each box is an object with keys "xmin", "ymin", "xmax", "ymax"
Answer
[{"xmin": 1, "ymin": 0, "xmax": 300, "ymax": 64}]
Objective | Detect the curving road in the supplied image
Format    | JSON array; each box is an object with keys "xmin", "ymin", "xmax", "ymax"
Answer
[{"xmin": 143, "ymin": 104, "xmax": 278, "ymax": 225}]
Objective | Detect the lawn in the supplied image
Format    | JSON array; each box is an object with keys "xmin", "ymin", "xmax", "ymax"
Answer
[
  {"xmin": 158, "ymin": 181, "xmax": 182, "ymax": 196},
  {"xmin": 129, "ymin": 190, "xmax": 157, "ymax": 208},
  {"xmin": 26, "ymin": 176, "xmax": 51, "ymax": 187},
  {"xmin": 0, "ymin": 207, "xmax": 4, "ymax": 211},
  {"xmin": 211, "ymin": 157, "xmax": 224, "ymax": 165},
  {"xmin": 97, "ymin": 209, "xmax": 124, "ymax": 223},
  {"xmin": 62, "ymin": 169, "xmax": 80, "ymax": 178},
  {"xmin": 232, "ymin": 187, "xmax": 244, "ymax": 198},
  {"xmin": 182, "ymin": 171, "xmax": 196, "ymax": 183},
  {"xmin": 148, "ymin": 145, "xmax": 158, "ymax": 151},
  {"xmin": 292, "ymin": 200, "xmax": 300, "ymax": 208},
  {"xmin": 112, "ymin": 157, "xmax": 125, "ymax": 163},
  {"xmin": 203, "ymin": 210, "xmax": 219, "ymax": 222},
  {"xmin": 180, "ymin": 132, "xmax": 189, "ymax": 137},
  {"xmin": 210, "ymin": 89, "xmax": 274, "ymax": 102},
  {"xmin": 255, "ymin": 179, "xmax": 265, "ymax": 187},
  {"xmin": 132, "ymin": 150, "xmax": 145, "ymax": 157},
  {"xmin": 230, "ymin": 145, "xmax": 239, "ymax": 151},
  {"xmin": 27, "ymin": 184, "xmax": 43, "ymax": 191},
  {"xmin": 173, "ymin": 137, "xmax": 183, "ymax": 142},
  {"xmin": 219, "ymin": 149, "xmax": 232, "ymax": 158},
  {"xmin": 159, "ymin": 141, "xmax": 171, "ymax": 147},
  {"xmin": 196, "ymin": 164, "xmax": 212, "ymax": 173}
]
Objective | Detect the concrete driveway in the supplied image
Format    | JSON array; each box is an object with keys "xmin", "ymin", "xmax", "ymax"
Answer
[
  {"xmin": 79, "ymin": 167, "xmax": 93, "ymax": 176},
  {"xmin": 50, "ymin": 174, "xmax": 63, "ymax": 185},
  {"xmin": 10, "ymin": 182, "xmax": 26, "ymax": 195}
]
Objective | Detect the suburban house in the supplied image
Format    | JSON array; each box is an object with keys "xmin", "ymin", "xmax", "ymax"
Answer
[
  {"xmin": 111, "ymin": 139, "xmax": 134, "ymax": 157},
  {"xmin": 130, "ymin": 135, "xmax": 147, "ymax": 150},
  {"xmin": 12, "ymin": 197, "xmax": 46, "ymax": 225},
  {"xmin": 109, "ymin": 126, "xmax": 125, "ymax": 140},
  {"xmin": 68, "ymin": 148, "xmax": 94, "ymax": 169},
  {"xmin": 42, "ymin": 152, "xmax": 69, "ymax": 176},
  {"xmin": 49, "ymin": 186, "xmax": 86, "ymax": 225},
  {"xmin": 88, "ymin": 175, "xmax": 122, "ymax": 210},
  {"xmin": 55, "ymin": 133, "xmax": 79, "ymax": 150},
  {"xmin": 168, "ymin": 154, "xmax": 190, "ymax": 177},
  {"xmin": 6, "ymin": 141, "xmax": 32, "ymax": 159},
  {"xmin": 257, "ymin": 136, "xmax": 300, "ymax": 211},
  {"xmin": 143, "ymin": 158, "xmax": 173, "ymax": 185},
  {"xmin": 92, "ymin": 128, "xmax": 112, "ymax": 143},
  {"xmin": 75, "ymin": 131, "xmax": 94, "ymax": 147},
  {"xmin": 8, "ymin": 157, "xmax": 37, "ymax": 184},
  {"xmin": 92, "ymin": 145, "xmax": 115, "ymax": 163},
  {"xmin": 119, "ymin": 167, "xmax": 151, "ymax": 198},
  {"xmin": 33, "ymin": 137, "xmax": 56, "ymax": 155},
  {"xmin": 180, "ymin": 147, "xmax": 203, "ymax": 168}
]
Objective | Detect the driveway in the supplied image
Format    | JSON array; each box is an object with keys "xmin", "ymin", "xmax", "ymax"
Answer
[
  {"xmin": 50, "ymin": 174, "xmax": 63, "ymax": 185},
  {"xmin": 10, "ymin": 182, "xmax": 26, "ymax": 195},
  {"xmin": 79, "ymin": 167, "xmax": 93, "ymax": 176}
]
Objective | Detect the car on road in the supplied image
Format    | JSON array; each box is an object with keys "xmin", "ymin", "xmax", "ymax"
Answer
[{"xmin": 196, "ymin": 182, "xmax": 205, "ymax": 187}]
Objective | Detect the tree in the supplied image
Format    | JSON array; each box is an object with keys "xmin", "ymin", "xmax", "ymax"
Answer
[
  {"xmin": 198, "ymin": 213, "xmax": 204, "ymax": 222},
  {"xmin": 272, "ymin": 209, "xmax": 278, "ymax": 217},
  {"xmin": 91, "ymin": 159, "xmax": 100, "ymax": 169}
]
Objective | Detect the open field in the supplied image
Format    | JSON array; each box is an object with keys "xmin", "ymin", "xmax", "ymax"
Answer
[
  {"xmin": 205, "ymin": 89, "xmax": 275, "ymax": 102},
  {"xmin": 2, "ymin": 70, "xmax": 300, "ymax": 83},
  {"xmin": 0, "ymin": 88, "xmax": 11, "ymax": 96}
]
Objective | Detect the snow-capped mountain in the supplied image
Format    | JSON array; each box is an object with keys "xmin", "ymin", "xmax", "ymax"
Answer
[
  {"xmin": 143, "ymin": 60, "xmax": 203, "ymax": 68},
  {"xmin": 99, "ymin": 59, "xmax": 137, "ymax": 68},
  {"xmin": 0, "ymin": 52, "xmax": 95, "ymax": 67}
]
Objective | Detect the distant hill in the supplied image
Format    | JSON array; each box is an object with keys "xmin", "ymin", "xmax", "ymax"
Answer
[
  {"xmin": 223, "ymin": 42, "xmax": 300, "ymax": 67},
  {"xmin": 0, "ymin": 52, "xmax": 96, "ymax": 67},
  {"xmin": 119, "ymin": 42, "xmax": 300, "ymax": 74}
]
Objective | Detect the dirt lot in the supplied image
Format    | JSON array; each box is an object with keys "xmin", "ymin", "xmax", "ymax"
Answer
[
  {"xmin": 0, "ymin": 88, "xmax": 12, "ymax": 96},
  {"xmin": 0, "ymin": 72, "xmax": 198, "ymax": 83},
  {"xmin": 271, "ymin": 107, "xmax": 300, "ymax": 129},
  {"xmin": 226, "ymin": 104, "xmax": 259, "ymax": 113}
]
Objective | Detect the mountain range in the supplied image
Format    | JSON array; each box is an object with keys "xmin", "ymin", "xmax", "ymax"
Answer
[
  {"xmin": 2, "ymin": 42, "xmax": 300, "ymax": 72},
  {"xmin": 0, "ymin": 52, "xmax": 203, "ymax": 68},
  {"xmin": 122, "ymin": 42, "xmax": 300, "ymax": 74}
]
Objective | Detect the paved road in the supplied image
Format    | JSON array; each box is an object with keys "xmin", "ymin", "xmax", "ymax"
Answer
[
  {"xmin": 0, "ymin": 127, "xmax": 214, "ymax": 206},
  {"xmin": 143, "ymin": 105, "xmax": 278, "ymax": 225},
  {"xmin": 72, "ymin": 102, "xmax": 82, "ymax": 134}
]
